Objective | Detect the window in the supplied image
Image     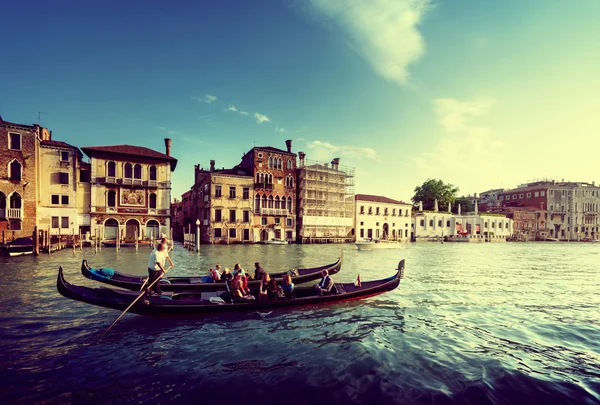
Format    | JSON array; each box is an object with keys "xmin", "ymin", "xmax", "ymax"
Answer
[
  {"xmin": 61, "ymin": 216, "xmax": 69, "ymax": 229},
  {"xmin": 51, "ymin": 195, "xmax": 59, "ymax": 204},
  {"xmin": 286, "ymin": 231, "xmax": 293, "ymax": 240},
  {"xmin": 61, "ymin": 195, "xmax": 69, "ymax": 205},
  {"xmin": 376, "ymin": 207, "xmax": 380, "ymax": 215},
  {"xmin": 275, "ymin": 217, "xmax": 280, "ymax": 224},
  {"xmin": 107, "ymin": 161, "xmax": 116, "ymax": 177},
  {"xmin": 541, "ymin": 191, "xmax": 545, "ymax": 196},
  {"xmin": 243, "ymin": 188, "xmax": 249, "ymax": 199},
  {"xmin": 384, "ymin": 208, "xmax": 388, "ymax": 216},
  {"xmin": 243, "ymin": 211, "xmax": 250, "ymax": 223},
  {"xmin": 447, "ymin": 220, "xmax": 451, "ymax": 227},
  {"xmin": 534, "ymin": 192, "xmax": 539, "ymax": 197},
  {"xmin": 215, "ymin": 186, "xmax": 222, "ymax": 198},
  {"xmin": 261, "ymin": 217, "xmax": 267, "ymax": 226},
  {"xmin": 392, "ymin": 209, "xmax": 396, "ymax": 216},
  {"xmin": 287, "ymin": 159, "xmax": 292, "ymax": 169},
  {"xmin": 243, "ymin": 229, "xmax": 250, "ymax": 241},
  {"xmin": 149, "ymin": 193, "xmax": 157, "ymax": 209},
  {"xmin": 229, "ymin": 186, "xmax": 236, "ymax": 199},
  {"xmin": 500, "ymin": 196, "xmax": 504, "ymax": 201},
  {"xmin": 360, "ymin": 222, "xmax": 364, "ymax": 226},
  {"xmin": 60, "ymin": 151, "xmax": 69, "ymax": 161},
  {"xmin": 513, "ymin": 195, "xmax": 517, "ymax": 199},
  {"xmin": 9, "ymin": 133, "xmax": 21, "ymax": 150},
  {"xmin": 9, "ymin": 160, "xmax": 22, "ymax": 181},
  {"xmin": 215, "ymin": 209, "xmax": 222, "ymax": 222},
  {"xmin": 58, "ymin": 172, "xmax": 69, "ymax": 185},
  {"xmin": 368, "ymin": 207, "xmax": 372, "ymax": 215},
  {"xmin": 526, "ymin": 193, "xmax": 531, "ymax": 198},
  {"xmin": 360, "ymin": 206, "xmax": 365, "ymax": 214},
  {"xmin": 258, "ymin": 153, "xmax": 263, "ymax": 158},
  {"xmin": 79, "ymin": 170, "xmax": 90, "ymax": 182},
  {"xmin": 124, "ymin": 163, "xmax": 132, "ymax": 179},
  {"xmin": 229, "ymin": 228, "xmax": 236, "ymax": 238},
  {"xmin": 52, "ymin": 217, "xmax": 59, "ymax": 228},
  {"xmin": 133, "ymin": 164, "xmax": 142, "ymax": 179},
  {"xmin": 519, "ymin": 194, "xmax": 524, "ymax": 199},
  {"xmin": 429, "ymin": 220, "xmax": 433, "ymax": 226},
  {"xmin": 149, "ymin": 166, "xmax": 157, "ymax": 181},
  {"xmin": 9, "ymin": 220, "xmax": 22, "ymax": 230},
  {"xmin": 438, "ymin": 220, "xmax": 442, "ymax": 227},
  {"xmin": 287, "ymin": 218, "xmax": 293, "ymax": 227},
  {"xmin": 360, "ymin": 229, "xmax": 364, "ymax": 238},
  {"xmin": 230, "ymin": 210, "xmax": 236, "ymax": 222},
  {"xmin": 214, "ymin": 228, "xmax": 222, "ymax": 238},
  {"xmin": 420, "ymin": 219, "xmax": 425, "ymax": 226},
  {"xmin": 107, "ymin": 191, "xmax": 116, "ymax": 207}
]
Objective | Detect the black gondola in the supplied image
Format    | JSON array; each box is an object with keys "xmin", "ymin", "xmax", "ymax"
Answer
[
  {"xmin": 58, "ymin": 260, "xmax": 404, "ymax": 315},
  {"xmin": 80, "ymin": 257, "xmax": 342, "ymax": 293},
  {"xmin": 0, "ymin": 237, "xmax": 34, "ymax": 257}
]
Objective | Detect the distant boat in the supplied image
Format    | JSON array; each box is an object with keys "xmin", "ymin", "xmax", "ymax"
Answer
[
  {"xmin": 0, "ymin": 237, "xmax": 34, "ymax": 257},
  {"xmin": 581, "ymin": 238, "xmax": 599, "ymax": 243},
  {"xmin": 355, "ymin": 239, "xmax": 403, "ymax": 251},
  {"xmin": 542, "ymin": 237, "xmax": 559, "ymax": 242},
  {"xmin": 263, "ymin": 239, "xmax": 288, "ymax": 245},
  {"xmin": 102, "ymin": 240, "xmax": 153, "ymax": 248}
]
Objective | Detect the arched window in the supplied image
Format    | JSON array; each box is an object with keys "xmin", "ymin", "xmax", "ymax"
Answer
[
  {"xmin": 278, "ymin": 158, "xmax": 282, "ymax": 170},
  {"xmin": 255, "ymin": 195, "xmax": 261, "ymax": 211},
  {"xmin": 268, "ymin": 195, "xmax": 274, "ymax": 208},
  {"xmin": 289, "ymin": 177, "xmax": 294, "ymax": 188},
  {"xmin": 287, "ymin": 159, "xmax": 292, "ymax": 169},
  {"xmin": 124, "ymin": 163, "xmax": 132, "ymax": 179},
  {"xmin": 281, "ymin": 198, "xmax": 286, "ymax": 210},
  {"xmin": 133, "ymin": 164, "xmax": 142, "ymax": 179},
  {"xmin": 268, "ymin": 157, "xmax": 273, "ymax": 169},
  {"xmin": 0, "ymin": 192, "xmax": 6, "ymax": 212},
  {"xmin": 268, "ymin": 174, "xmax": 273, "ymax": 184},
  {"xmin": 149, "ymin": 193, "xmax": 157, "ymax": 209},
  {"xmin": 107, "ymin": 161, "xmax": 116, "ymax": 177},
  {"xmin": 261, "ymin": 195, "xmax": 267, "ymax": 208},
  {"xmin": 107, "ymin": 190, "xmax": 116, "ymax": 207},
  {"xmin": 256, "ymin": 173, "xmax": 261, "ymax": 183},
  {"xmin": 149, "ymin": 165, "xmax": 157, "ymax": 181},
  {"xmin": 275, "ymin": 196, "xmax": 281, "ymax": 209},
  {"xmin": 287, "ymin": 197, "xmax": 292, "ymax": 213},
  {"xmin": 9, "ymin": 192, "xmax": 22, "ymax": 209},
  {"xmin": 9, "ymin": 160, "xmax": 22, "ymax": 181}
]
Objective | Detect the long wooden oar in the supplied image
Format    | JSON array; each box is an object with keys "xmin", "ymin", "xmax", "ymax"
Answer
[{"xmin": 95, "ymin": 266, "xmax": 173, "ymax": 343}]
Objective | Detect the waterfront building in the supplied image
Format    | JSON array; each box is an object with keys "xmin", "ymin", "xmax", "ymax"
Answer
[
  {"xmin": 296, "ymin": 154, "xmax": 355, "ymax": 243},
  {"xmin": 193, "ymin": 160, "xmax": 254, "ymax": 244},
  {"xmin": 37, "ymin": 128, "xmax": 91, "ymax": 238},
  {"xmin": 238, "ymin": 140, "xmax": 297, "ymax": 243},
  {"xmin": 477, "ymin": 188, "xmax": 505, "ymax": 212},
  {"xmin": 81, "ymin": 139, "xmax": 177, "ymax": 241},
  {"xmin": 489, "ymin": 206, "xmax": 547, "ymax": 241},
  {"xmin": 355, "ymin": 194, "xmax": 412, "ymax": 241},
  {"xmin": 499, "ymin": 180, "xmax": 600, "ymax": 240},
  {"xmin": 0, "ymin": 116, "xmax": 39, "ymax": 239}
]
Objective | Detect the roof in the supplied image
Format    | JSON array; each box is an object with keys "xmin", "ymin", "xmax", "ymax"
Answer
[
  {"xmin": 254, "ymin": 146, "xmax": 296, "ymax": 156},
  {"xmin": 355, "ymin": 194, "xmax": 410, "ymax": 205},
  {"xmin": 41, "ymin": 140, "xmax": 78, "ymax": 149},
  {"xmin": 500, "ymin": 184, "xmax": 549, "ymax": 194},
  {"xmin": 81, "ymin": 145, "xmax": 178, "ymax": 171},
  {"xmin": 0, "ymin": 116, "xmax": 37, "ymax": 130}
]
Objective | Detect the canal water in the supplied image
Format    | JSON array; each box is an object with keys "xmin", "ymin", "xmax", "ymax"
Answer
[{"xmin": 1, "ymin": 242, "xmax": 599, "ymax": 404}]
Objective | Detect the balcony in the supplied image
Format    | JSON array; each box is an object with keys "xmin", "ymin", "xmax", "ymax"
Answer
[
  {"xmin": 94, "ymin": 177, "xmax": 168, "ymax": 188},
  {"xmin": 255, "ymin": 182, "xmax": 274, "ymax": 190},
  {"xmin": 259, "ymin": 208, "xmax": 290, "ymax": 216},
  {"xmin": 7, "ymin": 208, "xmax": 21, "ymax": 218}
]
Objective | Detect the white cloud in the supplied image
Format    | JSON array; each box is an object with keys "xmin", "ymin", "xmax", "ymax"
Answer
[
  {"xmin": 276, "ymin": 127, "xmax": 286, "ymax": 133},
  {"xmin": 225, "ymin": 105, "xmax": 238, "ymax": 112},
  {"xmin": 204, "ymin": 94, "xmax": 217, "ymax": 104},
  {"xmin": 239, "ymin": 111, "xmax": 249, "ymax": 116},
  {"xmin": 254, "ymin": 113, "xmax": 270, "ymax": 124},
  {"xmin": 309, "ymin": 0, "xmax": 431, "ymax": 85},
  {"xmin": 307, "ymin": 140, "xmax": 378, "ymax": 161},
  {"xmin": 433, "ymin": 97, "xmax": 495, "ymax": 131}
]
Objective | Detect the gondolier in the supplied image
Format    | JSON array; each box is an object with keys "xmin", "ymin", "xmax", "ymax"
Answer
[{"xmin": 147, "ymin": 243, "xmax": 167, "ymax": 295}]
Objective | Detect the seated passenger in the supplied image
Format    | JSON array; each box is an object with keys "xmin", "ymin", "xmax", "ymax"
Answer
[
  {"xmin": 240, "ymin": 270, "xmax": 251, "ymax": 296},
  {"xmin": 233, "ymin": 273, "xmax": 255, "ymax": 301},
  {"xmin": 259, "ymin": 273, "xmax": 271, "ymax": 300},
  {"xmin": 266, "ymin": 278, "xmax": 279, "ymax": 302},
  {"xmin": 210, "ymin": 264, "xmax": 222, "ymax": 282},
  {"xmin": 281, "ymin": 273, "xmax": 295, "ymax": 298},
  {"xmin": 314, "ymin": 270, "xmax": 334, "ymax": 295}
]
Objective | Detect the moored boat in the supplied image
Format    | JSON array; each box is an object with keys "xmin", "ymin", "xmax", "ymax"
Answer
[
  {"xmin": 81, "ymin": 257, "xmax": 342, "ymax": 293},
  {"xmin": 355, "ymin": 239, "xmax": 403, "ymax": 250},
  {"xmin": 102, "ymin": 240, "xmax": 153, "ymax": 248},
  {"xmin": 263, "ymin": 239, "xmax": 288, "ymax": 245},
  {"xmin": 0, "ymin": 237, "xmax": 34, "ymax": 257},
  {"xmin": 58, "ymin": 260, "xmax": 404, "ymax": 315}
]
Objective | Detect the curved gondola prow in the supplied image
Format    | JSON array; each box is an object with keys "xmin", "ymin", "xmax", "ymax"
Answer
[{"xmin": 397, "ymin": 259, "xmax": 405, "ymax": 280}]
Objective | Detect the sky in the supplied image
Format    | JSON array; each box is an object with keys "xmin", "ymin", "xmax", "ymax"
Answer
[{"xmin": 2, "ymin": 0, "xmax": 600, "ymax": 203}]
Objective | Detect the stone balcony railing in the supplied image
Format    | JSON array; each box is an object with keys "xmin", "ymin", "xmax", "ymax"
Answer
[
  {"xmin": 259, "ymin": 208, "xmax": 290, "ymax": 216},
  {"xmin": 94, "ymin": 177, "xmax": 167, "ymax": 188},
  {"xmin": 6, "ymin": 208, "xmax": 21, "ymax": 218}
]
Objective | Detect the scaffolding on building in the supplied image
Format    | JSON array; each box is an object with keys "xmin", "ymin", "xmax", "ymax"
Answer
[{"xmin": 297, "ymin": 158, "xmax": 355, "ymax": 243}]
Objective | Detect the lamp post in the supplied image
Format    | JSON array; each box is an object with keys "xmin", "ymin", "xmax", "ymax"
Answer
[{"xmin": 195, "ymin": 219, "xmax": 200, "ymax": 252}]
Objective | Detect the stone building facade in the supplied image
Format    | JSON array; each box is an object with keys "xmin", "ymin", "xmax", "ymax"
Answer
[
  {"xmin": 355, "ymin": 194, "xmax": 412, "ymax": 241},
  {"xmin": 0, "ymin": 116, "xmax": 39, "ymax": 239},
  {"xmin": 81, "ymin": 139, "xmax": 177, "ymax": 241}
]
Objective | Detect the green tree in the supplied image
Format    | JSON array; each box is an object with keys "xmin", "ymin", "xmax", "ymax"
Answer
[
  {"xmin": 412, "ymin": 179, "xmax": 459, "ymax": 211},
  {"xmin": 453, "ymin": 197, "xmax": 474, "ymax": 214}
]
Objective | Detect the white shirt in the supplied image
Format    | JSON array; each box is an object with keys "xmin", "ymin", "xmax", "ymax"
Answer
[{"xmin": 148, "ymin": 249, "xmax": 166, "ymax": 271}]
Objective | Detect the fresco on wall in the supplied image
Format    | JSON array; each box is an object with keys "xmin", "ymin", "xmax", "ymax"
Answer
[{"xmin": 121, "ymin": 189, "xmax": 145, "ymax": 206}]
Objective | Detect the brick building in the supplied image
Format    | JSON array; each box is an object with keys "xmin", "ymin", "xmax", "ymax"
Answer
[{"xmin": 0, "ymin": 116, "xmax": 39, "ymax": 239}]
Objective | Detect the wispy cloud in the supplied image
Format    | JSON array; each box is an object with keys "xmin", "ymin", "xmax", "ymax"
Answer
[
  {"xmin": 307, "ymin": 140, "xmax": 378, "ymax": 161},
  {"xmin": 193, "ymin": 94, "xmax": 218, "ymax": 104},
  {"xmin": 309, "ymin": 0, "xmax": 431, "ymax": 85},
  {"xmin": 156, "ymin": 125, "xmax": 179, "ymax": 136},
  {"xmin": 225, "ymin": 105, "xmax": 238, "ymax": 112},
  {"xmin": 239, "ymin": 111, "xmax": 249, "ymax": 116},
  {"xmin": 409, "ymin": 97, "xmax": 503, "ymax": 191},
  {"xmin": 276, "ymin": 127, "xmax": 286, "ymax": 133},
  {"xmin": 254, "ymin": 113, "xmax": 270, "ymax": 124}
]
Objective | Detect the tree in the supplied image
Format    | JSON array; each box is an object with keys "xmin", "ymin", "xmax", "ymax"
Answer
[
  {"xmin": 412, "ymin": 179, "xmax": 459, "ymax": 211},
  {"xmin": 453, "ymin": 197, "xmax": 474, "ymax": 214}
]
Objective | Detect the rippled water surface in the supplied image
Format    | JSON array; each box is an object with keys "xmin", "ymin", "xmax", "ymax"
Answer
[{"xmin": 1, "ymin": 242, "xmax": 599, "ymax": 404}]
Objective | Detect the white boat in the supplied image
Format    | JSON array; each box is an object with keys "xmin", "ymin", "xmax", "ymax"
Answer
[
  {"xmin": 263, "ymin": 239, "xmax": 288, "ymax": 245},
  {"xmin": 355, "ymin": 239, "xmax": 403, "ymax": 250}
]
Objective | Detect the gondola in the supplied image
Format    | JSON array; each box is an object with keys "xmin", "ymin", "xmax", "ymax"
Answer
[
  {"xmin": 0, "ymin": 237, "xmax": 34, "ymax": 257},
  {"xmin": 57, "ymin": 260, "xmax": 404, "ymax": 315},
  {"xmin": 80, "ymin": 257, "xmax": 342, "ymax": 293}
]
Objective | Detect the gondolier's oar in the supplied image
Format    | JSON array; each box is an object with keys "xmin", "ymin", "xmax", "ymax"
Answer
[{"xmin": 95, "ymin": 265, "xmax": 173, "ymax": 343}]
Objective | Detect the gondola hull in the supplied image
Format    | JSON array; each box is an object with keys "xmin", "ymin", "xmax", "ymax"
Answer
[
  {"xmin": 58, "ymin": 260, "xmax": 404, "ymax": 315},
  {"xmin": 81, "ymin": 257, "xmax": 342, "ymax": 293}
]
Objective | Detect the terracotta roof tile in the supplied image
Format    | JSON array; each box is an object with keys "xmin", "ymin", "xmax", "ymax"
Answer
[
  {"xmin": 355, "ymin": 194, "xmax": 410, "ymax": 205},
  {"xmin": 81, "ymin": 144, "xmax": 177, "ymax": 170}
]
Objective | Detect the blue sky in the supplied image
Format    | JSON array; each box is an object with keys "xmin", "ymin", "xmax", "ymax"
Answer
[{"xmin": 2, "ymin": 0, "xmax": 600, "ymax": 202}]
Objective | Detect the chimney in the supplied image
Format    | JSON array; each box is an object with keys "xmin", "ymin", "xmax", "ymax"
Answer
[
  {"xmin": 331, "ymin": 157, "xmax": 340, "ymax": 170},
  {"xmin": 285, "ymin": 139, "xmax": 292, "ymax": 153},
  {"xmin": 164, "ymin": 138, "xmax": 172, "ymax": 156},
  {"xmin": 210, "ymin": 160, "xmax": 215, "ymax": 172},
  {"xmin": 298, "ymin": 151, "xmax": 306, "ymax": 167}
]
